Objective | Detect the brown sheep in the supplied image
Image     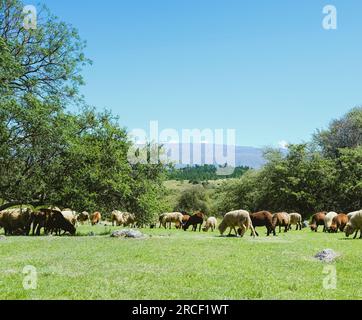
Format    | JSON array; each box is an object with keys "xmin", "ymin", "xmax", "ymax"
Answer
[
  {"xmin": 250, "ymin": 211, "xmax": 275, "ymax": 237},
  {"xmin": 183, "ymin": 212, "xmax": 205, "ymax": 232},
  {"xmin": 329, "ymin": 214, "xmax": 348, "ymax": 233},
  {"xmin": 90, "ymin": 212, "xmax": 102, "ymax": 226},
  {"xmin": 45, "ymin": 210, "xmax": 76, "ymax": 236},
  {"xmin": 310, "ymin": 212, "xmax": 327, "ymax": 232},
  {"xmin": 272, "ymin": 212, "xmax": 290, "ymax": 233},
  {"xmin": 0, "ymin": 208, "xmax": 32, "ymax": 236}
]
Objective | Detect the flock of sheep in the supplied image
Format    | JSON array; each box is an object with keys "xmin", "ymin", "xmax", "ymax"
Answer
[
  {"xmin": 157, "ymin": 209, "xmax": 362, "ymax": 240},
  {"xmin": 0, "ymin": 206, "xmax": 362, "ymax": 240}
]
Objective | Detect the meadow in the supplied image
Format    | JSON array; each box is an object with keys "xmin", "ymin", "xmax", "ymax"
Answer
[{"xmin": 1, "ymin": 225, "xmax": 362, "ymax": 300}]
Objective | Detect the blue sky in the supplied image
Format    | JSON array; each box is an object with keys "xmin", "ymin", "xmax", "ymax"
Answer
[{"xmin": 39, "ymin": 0, "xmax": 362, "ymax": 147}]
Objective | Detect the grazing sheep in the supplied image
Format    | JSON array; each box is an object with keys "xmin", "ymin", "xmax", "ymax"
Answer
[
  {"xmin": 31, "ymin": 210, "xmax": 48, "ymax": 236},
  {"xmin": 122, "ymin": 212, "xmax": 137, "ymax": 227},
  {"xmin": 0, "ymin": 208, "xmax": 32, "ymax": 236},
  {"xmin": 183, "ymin": 212, "xmax": 205, "ymax": 232},
  {"xmin": 161, "ymin": 212, "xmax": 183, "ymax": 229},
  {"xmin": 219, "ymin": 210, "xmax": 256, "ymax": 238},
  {"xmin": 324, "ymin": 212, "xmax": 338, "ymax": 232},
  {"xmin": 45, "ymin": 210, "xmax": 76, "ymax": 236},
  {"xmin": 203, "ymin": 217, "xmax": 217, "ymax": 232},
  {"xmin": 288, "ymin": 213, "xmax": 303, "ymax": 231},
  {"xmin": 345, "ymin": 210, "xmax": 362, "ymax": 239},
  {"xmin": 77, "ymin": 211, "xmax": 89, "ymax": 224},
  {"xmin": 111, "ymin": 210, "xmax": 125, "ymax": 226},
  {"xmin": 310, "ymin": 212, "xmax": 327, "ymax": 232},
  {"xmin": 272, "ymin": 212, "xmax": 290, "ymax": 233},
  {"xmin": 329, "ymin": 214, "xmax": 348, "ymax": 233},
  {"xmin": 181, "ymin": 213, "xmax": 191, "ymax": 229},
  {"xmin": 90, "ymin": 212, "xmax": 102, "ymax": 226},
  {"xmin": 61, "ymin": 210, "xmax": 77, "ymax": 226},
  {"xmin": 249, "ymin": 211, "xmax": 275, "ymax": 237}
]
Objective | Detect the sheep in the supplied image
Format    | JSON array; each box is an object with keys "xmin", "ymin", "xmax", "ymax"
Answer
[
  {"xmin": 161, "ymin": 212, "xmax": 183, "ymax": 229},
  {"xmin": 288, "ymin": 213, "xmax": 303, "ymax": 231},
  {"xmin": 77, "ymin": 211, "xmax": 89, "ymax": 224},
  {"xmin": 61, "ymin": 210, "xmax": 77, "ymax": 226},
  {"xmin": 219, "ymin": 210, "xmax": 256, "ymax": 238},
  {"xmin": 111, "ymin": 210, "xmax": 125, "ymax": 226},
  {"xmin": 329, "ymin": 214, "xmax": 348, "ymax": 233},
  {"xmin": 203, "ymin": 217, "xmax": 217, "ymax": 232},
  {"xmin": 0, "ymin": 208, "xmax": 33, "ymax": 236},
  {"xmin": 45, "ymin": 209, "xmax": 76, "ymax": 236},
  {"xmin": 324, "ymin": 212, "xmax": 338, "ymax": 232},
  {"xmin": 249, "ymin": 211, "xmax": 275, "ymax": 236},
  {"xmin": 90, "ymin": 212, "xmax": 102, "ymax": 225},
  {"xmin": 310, "ymin": 212, "xmax": 327, "ymax": 232},
  {"xmin": 122, "ymin": 212, "xmax": 137, "ymax": 227},
  {"xmin": 183, "ymin": 212, "xmax": 205, "ymax": 232},
  {"xmin": 272, "ymin": 212, "xmax": 290, "ymax": 233},
  {"xmin": 345, "ymin": 210, "xmax": 362, "ymax": 239}
]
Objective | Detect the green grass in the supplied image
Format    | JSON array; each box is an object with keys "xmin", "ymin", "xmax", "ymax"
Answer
[{"xmin": 1, "ymin": 225, "xmax": 362, "ymax": 300}]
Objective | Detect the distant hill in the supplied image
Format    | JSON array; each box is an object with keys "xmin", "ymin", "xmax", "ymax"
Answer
[{"xmin": 162, "ymin": 143, "xmax": 266, "ymax": 169}]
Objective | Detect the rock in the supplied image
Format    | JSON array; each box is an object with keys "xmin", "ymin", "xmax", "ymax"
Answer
[
  {"xmin": 314, "ymin": 249, "xmax": 340, "ymax": 263},
  {"xmin": 303, "ymin": 221, "xmax": 309, "ymax": 228},
  {"xmin": 111, "ymin": 229, "xmax": 145, "ymax": 239},
  {"xmin": 0, "ymin": 236, "xmax": 6, "ymax": 241}
]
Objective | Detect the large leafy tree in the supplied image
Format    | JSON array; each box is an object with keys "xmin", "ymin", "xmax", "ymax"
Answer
[
  {"xmin": 0, "ymin": 0, "xmax": 90, "ymax": 101},
  {"xmin": 0, "ymin": 0, "xmax": 167, "ymax": 222},
  {"xmin": 314, "ymin": 107, "xmax": 362, "ymax": 158}
]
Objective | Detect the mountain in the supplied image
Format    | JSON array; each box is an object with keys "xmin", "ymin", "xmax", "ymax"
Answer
[{"xmin": 161, "ymin": 143, "xmax": 266, "ymax": 169}]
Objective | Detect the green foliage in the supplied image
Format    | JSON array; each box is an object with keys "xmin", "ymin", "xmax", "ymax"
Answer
[
  {"xmin": 313, "ymin": 107, "xmax": 362, "ymax": 158},
  {"xmin": 0, "ymin": 0, "xmax": 166, "ymax": 224},
  {"xmin": 175, "ymin": 185, "xmax": 209, "ymax": 213},
  {"xmin": 167, "ymin": 164, "xmax": 249, "ymax": 182},
  {"xmin": 215, "ymin": 141, "xmax": 362, "ymax": 218},
  {"xmin": 1, "ymin": 0, "xmax": 90, "ymax": 101}
]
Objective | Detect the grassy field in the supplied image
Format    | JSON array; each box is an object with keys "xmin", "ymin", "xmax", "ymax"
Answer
[{"xmin": 0, "ymin": 225, "xmax": 362, "ymax": 300}]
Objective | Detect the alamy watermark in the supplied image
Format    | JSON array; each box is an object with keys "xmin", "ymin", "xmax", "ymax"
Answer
[
  {"xmin": 323, "ymin": 265, "xmax": 337, "ymax": 290},
  {"xmin": 323, "ymin": 5, "xmax": 337, "ymax": 30},
  {"xmin": 128, "ymin": 121, "xmax": 236, "ymax": 176},
  {"xmin": 22, "ymin": 265, "xmax": 37, "ymax": 290}
]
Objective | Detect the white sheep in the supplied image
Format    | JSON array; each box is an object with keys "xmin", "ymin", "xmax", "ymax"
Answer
[
  {"xmin": 202, "ymin": 217, "xmax": 217, "ymax": 232},
  {"xmin": 219, "ymin": 210, "xmax": 256, "ymax": 238},
  {"xmin": 345, "ymin": 210, "xmax": 362, "ymax": 239},
  {"xmin": 161, "ymin": 212, "xmax": 183, "ymax": 229},
  {"xmin": 324, "ymin": 212, "xmax": 338, "ymax": 232},
  {"xmin": 288, "ymin": 213, "xmax": 303, "ymax": 231}
]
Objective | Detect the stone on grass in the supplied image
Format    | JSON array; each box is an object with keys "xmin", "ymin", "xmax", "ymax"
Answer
[
  {"xmin": 314, "ymin": 249, "xmax": 340, "ymax": 263},
  {"xmin": 111, "ymin": 229, "xmax": 145, "ymax": 239},
  {"xmin": 303, "ymin": 221, "xmax": 309, "ymax": 228},
  {"xmin": 0, "ymin": 235, "xmax": 6, "ymax": 241}
]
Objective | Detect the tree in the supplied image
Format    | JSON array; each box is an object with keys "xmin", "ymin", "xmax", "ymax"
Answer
[
  {"xmin": 175, "ymin": 185, "xmax": 209, "ymax": 213},
  {"xmin": 0, "ymin": 97, "xmax": 167, "ymax": 223},
  {"xmin": 0, "ymin": 0, "xmax": 90, "ymax": 101},
  {"xmin": 314, "ymin": 107, "xmax": 362, "ymax": 158}
]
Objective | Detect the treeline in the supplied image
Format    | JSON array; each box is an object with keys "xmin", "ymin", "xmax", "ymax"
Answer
[
  {"xmin": 214, "ymin": 107, "xmax": 362, "ymax": 218},
  {"xmin": 167, "ymin": 165, "xmax": 250, "ymax": 182},
  {"xmin": 0, "ymin": 0, "xmax": 167, "ymax": 223}
]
